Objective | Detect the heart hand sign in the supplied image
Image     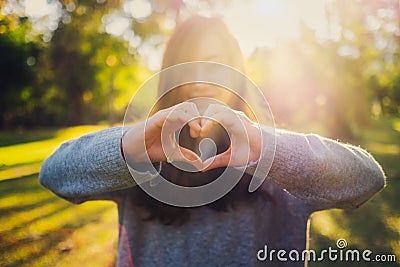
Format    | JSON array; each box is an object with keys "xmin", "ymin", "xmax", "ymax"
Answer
[
  {"xmin": 122, "ymin": 62, "xmax": 276, "ymax": 207},
  {"xmin": 158, "ymin": 102, "xmax": 262, "ymax": 172}
]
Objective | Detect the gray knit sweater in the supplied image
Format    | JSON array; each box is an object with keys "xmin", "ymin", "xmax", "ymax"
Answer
[{"xmin": 39, "ymin": 127, "xmax": 385, "ymax": 267}]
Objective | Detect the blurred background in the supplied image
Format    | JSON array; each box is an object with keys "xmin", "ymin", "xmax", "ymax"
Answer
[{"xmin": 0, "ymin": 0, "xmax": 399, "ymax": 266}]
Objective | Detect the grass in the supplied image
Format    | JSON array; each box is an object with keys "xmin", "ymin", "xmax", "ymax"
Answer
[
  {"xmin": 0, "ymin": 125, "xmax": 118, "ymax": 267},
  {"xmin": 0, "ymin": 125, "xmax": 107, "ymax": 180},
  {"xmin": 0, "ymin": 119, "xmax": 399, "ymax": 266}
]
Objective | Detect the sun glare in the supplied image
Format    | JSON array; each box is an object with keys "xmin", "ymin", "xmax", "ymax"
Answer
[
  {"xmin": 24, "ymin": 0, "xmax": 56, "ymax": 18},
  {"xmin": 258, "ymin": 0, "xmax": 285, "ymax": 16},
  {"xmin": 222, "ymin": 0, "xmax": 328, "ymax": 55},
  {"xmin": 124, "ymin": 0, "xmax": 152, "ymax": 20},
  {"xmin": 15, "ymin": 0, "xmax": 331, "ymax": 67}
]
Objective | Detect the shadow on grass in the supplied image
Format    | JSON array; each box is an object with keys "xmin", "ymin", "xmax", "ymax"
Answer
[
  {"xmin": 0, "ymin": 196, "xmax": 57, "ymax": 215},
  {"xmin": 0, "ymin": 202, "xmax": 73, "ymax": 236},
  {"xmin": 0, "ymin": 174, "xmax": 46, "ymax": 194},
  {"xmin": 0, "ymin": 160, "xmax": 44, "ymax": 172},
  {"xmin": 0, "ymin": 129, "xmax": 57, "ymax": 147},
  {"xmin": 0, "ymin": 174, "xmax": 116, "ymax": 267},
  {"xmin": 1, "ymin": 205, "xmax": 113, "ymax": 267}
]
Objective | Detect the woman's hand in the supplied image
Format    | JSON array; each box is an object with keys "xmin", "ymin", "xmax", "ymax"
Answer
[
  {"xmin": 122, "ymin": 102, "xmax": 262, "ymax": 171},
  {"xmin": 122, "ymin": 102, "xmax": 204, "ymax": 170},
  {"xmin": 200, "ymin": 103, "xmax": 262, "ymax": 171}
]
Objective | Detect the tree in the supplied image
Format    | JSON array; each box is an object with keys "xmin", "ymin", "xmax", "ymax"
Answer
[
  {"xmin": 0, "ymin": 15, "xmax": 39, "ymax": 128},
  {"xmin": 1, "ymin": 0, "xmax": 398, "ymax": 129}
]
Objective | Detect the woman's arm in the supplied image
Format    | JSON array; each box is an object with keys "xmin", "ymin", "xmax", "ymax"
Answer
[
  {"xmin": 39, "ymin": 102, "xmax": 204, "ymax": 204},
  {"xmin": 39, "ymin": 127, "xmax": 134, "ymax": 204},
  {"xmin": 263, "ymin": 128, "xmax": 386, "ymax": 211},
  {"xmin": 39, "ymin": 104, "xmax": 386, "ymax": 209},
  {"xmin": 186, "ymin": 103, "xmax": 385, "ymax": 211}
]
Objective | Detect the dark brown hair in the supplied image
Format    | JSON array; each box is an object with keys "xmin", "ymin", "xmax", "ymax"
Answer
[{"xmin": 129, "ymin": 16, "xmax": 269, "ymax": 225}]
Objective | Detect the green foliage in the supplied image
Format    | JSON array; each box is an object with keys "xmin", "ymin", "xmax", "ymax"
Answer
[
  {"xmin": 1, "ymin": 0, "xmax": 398, "ymax": 130},
  {"xmin": 247, "ymin": 0, "xmax": 400, "ymax": 140},
  {"xmin": 0, "ymin": 19, "xmax": 39, "ymax": 128},
  {"xmin": 41, "ymin": 1, "xmax": 139, "ymax": 125},
  {"xmin": 0, "ymin": 0, "xmax": 151, "ymax": 128}
]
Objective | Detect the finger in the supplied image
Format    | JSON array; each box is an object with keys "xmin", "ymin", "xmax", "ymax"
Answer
[
  {"xmin": 161, "ymin": 131, "xmax": 179, "ymax": 160},
  {"xmin": 181, "ymin": 102, "xmax": 201, "ymax": 126},
  {"xmin": 165, "ymin": 102, "xmax": 201, "ymax": 133},
  {"xmin": 161, "ymin": 134, "xmax": 203, "ymax": 171},
  {"xmin": 201, "ymin": 149, "xmax": 231, "ymax": 172},
  {"xmin": 200, "ymin": 104, "xmax": 225, "ymax": 137},
  {"xmin": 176, "ymin": 146, "xmax": 204, "ymax": 170},
  {"xmin": 199, "ymin": 118, "xmax": 216, "ymax": 138},
  {"xmin": 201, "ymin": 103, "xmax": 220, "ymax": 128},
  {"xmin": 202, "ymin": 104, "xmax": 244, "ymax": 135},
  {"xmin": 175, "ymin": 102, "xmax": 202, "ymax": 138},
  {"xmin": 188, "ymin": 118, "xmax": 201, "ymax": 138},
  {"xmin": 201, "ymin": 104, "xmax": 248, "ymax": 166},
  {"xmin": 189, "ymin": 121, "xmax": 201, "ymax": 138}
]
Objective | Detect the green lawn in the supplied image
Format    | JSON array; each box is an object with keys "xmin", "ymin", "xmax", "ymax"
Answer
[
  {"xmin": 0, "ymin": 125, "xmax": 118, "ymax": 267},
  {"xmin": 0, "ymin": 120, "xmax": 399, "ymax": 266}
]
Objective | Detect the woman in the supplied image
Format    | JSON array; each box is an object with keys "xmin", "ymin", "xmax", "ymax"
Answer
[{"xmin": 39, "ymin": 16, "xmax": 385, "ymax": 266}]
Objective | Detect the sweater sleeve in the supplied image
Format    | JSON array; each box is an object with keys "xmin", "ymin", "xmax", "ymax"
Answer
[
  {"xmin": 261, "ymin": 128, "xmax": 386, "ymax": 211},
  {"xmin": 39, "ymin": 127, "xmax": 135, "ymax": 204}
]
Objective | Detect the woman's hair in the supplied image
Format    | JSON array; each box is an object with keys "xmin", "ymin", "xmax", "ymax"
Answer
[
  {"xmin": 161, "ymin": 16, "xmax": 244, "ymax": 70},
  {"xmin": 129, "ymin": 16, "xmax": 270, "ymax": 225}
]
